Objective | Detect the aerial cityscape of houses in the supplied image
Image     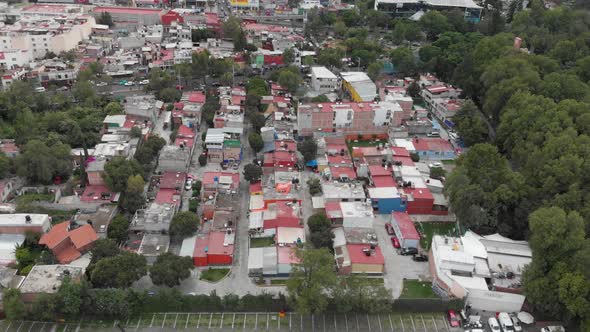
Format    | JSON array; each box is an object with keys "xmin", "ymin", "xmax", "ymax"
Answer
[{"xmin": 0, "ymin": 0, "xmax": 581, "ymax": 331}]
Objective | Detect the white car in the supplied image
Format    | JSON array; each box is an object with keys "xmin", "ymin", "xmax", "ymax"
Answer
[
  {"xmin": 139, "ymin": 79, "xmax": 150, "ymax": 85},
  {"xmin": 488, "ymin": 317, "xmax": 501, "ymax": 332},
  {"xmin": 124, "ymin": 81, "xmax": 135, "ymax": 86},
  {"xmin": 185, "ymin": 178, "xmax": 193, "ymax": 190},
  {"xmin": 96, "ymin": 81, "xmax": 108, "ymax": 87},
  {"xmin": 541, "ymin": 327, "xmax": 565, "ymax": 332},
  {"xmin": 35, "ymin": 87, "xmax": 46, "ymax": 92},
  {"xmin": 510, "ymin": 314, "xmax": 523, "ymax": 332}
]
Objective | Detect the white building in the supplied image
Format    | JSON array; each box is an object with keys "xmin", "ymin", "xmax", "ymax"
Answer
[
  {"xmin": 0, "ymin": 49, "xmax": 32, "ymax": 70},
  {"xmin": 311, "ymin": 66, "xmax": 339, "ymax": 94},
  {"xmin": 0, "ymin": 6, "xmax": 95, "ymax": 59}
]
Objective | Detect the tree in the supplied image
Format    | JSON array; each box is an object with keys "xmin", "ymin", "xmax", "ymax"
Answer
[
  {"xmin": 367, "ymin": 61, "xmax": 383, "ymax": 81},
  {"xmin": 0, "ymin": 152, "xmax": 10, "ymax": 179},
  {"xmin": 222, "ymin": 16, "xmax": 241, "ymax": 40},
  {"xmin": 311, "ymin": 95, "xmax": 329, "ymax": 102},
  {"xmin": 250, "ymin": 113, "xmax": 266, "ymax": 133},
  {"xmin": 90, "ymin": 252, "xmax": 147, "ymax": 288},
  {"xmin": 334, "ymin": 21, "xmax": 348, "ymax": 37},
  {"xmin": 55, "ymin": 278, "xmax": 85, "ymax": 317},
  {"xmin": 246, "ymin": 77, "xmax": 269, "ymax": 97},
  {"xmin": 308, "ymin": 214, "xmax": 334, "ymax": 250},
  {"xmin": 107, "ymin": 215, "xmax": 130, "ymax": 244},
  {"xmin": 390, "ymin": 47, "xmax": 417, "ymax": 75},
  {"xmin": 332, "ymin": 274, "xmax": 393, "ymax": 313},
  {"xmin": 453, "ymin": 100, "xmax": 489, "ymax": 146},
  {"xmin": 134, "ymin": 135, "xmax": 166, "ymax": 165},
  {"xmin": 282, "ymin": 48, "xmax": 295, "ymax": 65},
  {"xmin": 406, "ymin": 82, "xmax": 421, "ymax": 98},
  {"xmin": 307, "ymin": 177, "xmax": 322, "ymax": 196},
  {"xmin": 3, "ymin": 288, "xmax": 26, "ymax": 320},
  {"xmin": 104, "ymin": 157, "xmax": 143, "ymax": 192},
  {"xmin": 121, "ymin": 175, "xmax": 145, "ymax": 213},
  {"xmin": 130, "ymin": 126, "xmax": 142, "ymax": 138},
  {"xmin": 287, "ymin": 248, "xmax": 338, "ymax": 314},
  {"xmin": 419, "ymin": 11, "xmax": 452, "ymax": 40},
  {"xmin": 150, "ymin": 253, "xmax": 194, "ymax": 287},
  {"xmin": 15, "ymin": 140, "xmax": 72, "ymax": 184},
  {"xmin": 104, "ymin": 102, "xmax": 123, "ymax": 115},
  {"xmin": 278, "ymin": 71, "xmax": 302, "ymax": 94},
  {"xmin": 72, "ymin": 80, "xmax": 98, "ymax": 106},
  {"xmin": 169, "ymin": 211, "xmax": 199, "ymax": 237},
  {"xmin": 158, "ymin": 87, "xmax": 181, "ymax": 103},
  {"xmin": 198, "ymin": 154, "xmax": 207, "ymax": 166},
  {"xmin": 248, "ymin": 133, "xmax": 264, "ymax": 153},
  {"xmin": 90, "ymin": 238, "xmax": 121, "ymax": 264},
  {"xmin": 233, "ymin": 29, "xmax": 247, "ymax": 52},
  {"xmin": 97, "ymin": 12, "xmax": 114, "ymax": 27},
  {"xmin": 297, "ymin": 138, "xmax": 317, "ymax": 163},
  {"xmin": 243, "ymin": 163, "xmax": 263, "ymax": 183},
  {"xmin": 430, "ymin": 166, "xmax": 446, "ymax": 180}
]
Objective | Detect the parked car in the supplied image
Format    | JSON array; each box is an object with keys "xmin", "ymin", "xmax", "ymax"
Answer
[
  {"xmin": 139, "ymin": 79, "xmax": 150, "ymax": 85},
  {"xmin": 498, "ymin": 312, "xmax": 515, "ymax": 332},
  {"xmin": 185, "ymin": 178, "xmax": 193, "ymax": 190},
  {"xmin": 95, "ymin": 81, "xmax": 108, "ymax": 87},
  {"xmin": 540, "ymin": 327, "xmax": 565, "ymax": 332},
  {"xmin": 35, "ymin": 87, "xmax": 46, "ymax": 92},
  {"xmin": 124, "ymin": 81, "xmax": 135, "ymax": 86},
  {"xmin": 175, "ymin": 84, "xmax": 184, "ymax": 90},
  {"xmin": 390, "ymin": 236, "xmax": 400, "ymax": 248},
  {"xmin": 118, "ymin": 80, "xmax": 128, "ymax": 85},
  {"xmin": 427, "ymin": 131, "xmax": 440, "ymax": 137},
  {"xmin": 509, "ymin": 314, "xmax": 522, "ymax": 332},
  {"xmin": 385, "ymin": 223, "xmax": 394, "ymax": 235},
  {"xmin": 399, "ymin": 247, "xmax": 418, "ymax": 256},
  {"xmin": 412, "ymin": 253, "xmax": 428, "ymax": 262},
  {"xmin": 488, "ymin": 317, "xmax": 501, "ymax": 332},
  {"xmin": 447, "ymin": 310, "xmax": 461, "ymax": 327},
  {"xmin": 56, "ymin": 86, "xmax": 69, "ymax": 91}
]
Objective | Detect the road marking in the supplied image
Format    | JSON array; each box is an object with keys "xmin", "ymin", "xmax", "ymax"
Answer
[
  {"xmin": 400, "ymin": 316, "xmax": 404, "ymax": 332},
  {"xmin": 431, "ymin": 316, "xmax": 438, "ymax": 332},
  {"xmin": 208, "ymin": 313, "xmax": 212, "ymax": 329},
  {"xmin": 355, "ymin": 313, "xmax": 360, "ymax": 331},
  {"xmin": 289, "ymin": 313, "xmax": 292, "ymax": 331},
  {"xmin": 443, "ymin": 315, "xmax": 450, "ymax": 332},
  {"xmin": 255, "ymin": 313, "xmax": 258, "ymax": 330},
  {"xmin": 173, "ymin": 313, "xmax": 178, "ymax": 328},
  {"xmin": 137, "ymin": 315, "xmax": 141, "ymax": 329},
  {"xmin": 232, "ymin": 313, "xmax": 236, "ymax": 329},
  {"xmin": 185, "ymin": 314, "xmax": 190, "ymax": 329},
  {"xmin": 421, "ymin": 315, "xmax": 426, "ymax": 331},
  {"xmin": 243, "ymin": 313, "xmax": 247, "ymax": 330},
  {"xmin": 388, "ymin": 314, "xmax": 393, "ymax": 331},
  {"xmin": 410, "ymin": 316, "xmax": 416, "ymax": 332},
  {"xmin": 378, "ymin": 314, "xmax": 382, "ymax": 331},
  {"xmin": 345, "ymin": 313, "xmax": 349, "ymax": 331},
  {"xmin": 334, "ymin": 314, "xmax": 337, "ymax": 331},
  {"xmin": 149, "ymin": 313, "xmax": 155, "ymax": 327},
  {"xmin": 196, "ymin": 313, "xmax": 201, "ymax": 328},
  {"xmin": 125, "ymin": 318, "xmax": 130, "ymax": 327},
  {"xmin": 300, "ymin": 314, "xmax": 303, "ymax": 330},
  {"xmin": 16, "ymin": 321, "xmax": 24, "ymax": 332},
  {"xmin": 27, "ymin": 322, "xmax": 35, "ymax": 332},
  {"xmin": 367, "ymin": 314, "xmax": 371, "ymax": 330},
  {"xmin": 162, "ymin": 313, "xmax": 166, "ymax": 328},
  {"xmin": 267, "ymin": 313, "xmax": 269, "ymax": 330}
]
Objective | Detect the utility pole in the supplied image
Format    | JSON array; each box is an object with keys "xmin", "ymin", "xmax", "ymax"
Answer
[{"xmin": 357, "ymin": 57, "xmax": 361, "ymax": 72}]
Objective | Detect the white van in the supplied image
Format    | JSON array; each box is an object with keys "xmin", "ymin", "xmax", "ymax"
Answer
[
  {"xmin": 35, "ymin": 86, "xmax": 46, "ymax": 92},
  {"xmin": 498, "ymin": 313, "xmax": 514, "ymax": 332},
  {"xmin": 488, "ymin": 317, "xmax": 501, "ymax": 332}
]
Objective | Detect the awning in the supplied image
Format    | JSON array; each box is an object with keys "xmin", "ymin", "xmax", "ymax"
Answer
[{"xmin": 306, "ymin": 159, "xmax": 318, "ymax": 167}]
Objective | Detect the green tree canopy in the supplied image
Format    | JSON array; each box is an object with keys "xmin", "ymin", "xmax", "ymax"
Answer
[
  {"xmin": 169, "ymin": 211, "xmax": 199, "ymax": 237},
  {"xmin": 150, "ymin": 253, "xmax": 194, "ymax": 287},
  {"xmin": 297, "ymin": 138, "xmax": 318, "ymax": 163},
  {"xmin": 243, "ymin": 163, "xmax": 263, "ymax": 183},
  {"xmin": 90, "ymin": 252, "xmax": 147, "ymax": 288},
  {"xmin": 15, "ymin": 140, "xmax": 72, "ymax": 184},
  {"xmin": 248, "ymin": 132, "xmax": 264, "ymax": 153},
  {"xmin": 104, "ymin": 157, "xmax": 143, "ymax": 192}
]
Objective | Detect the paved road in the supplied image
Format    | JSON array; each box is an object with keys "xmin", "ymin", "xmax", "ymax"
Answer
[{"xmin": 176, "ymin": 123, "xmax": 285, "ymax": 296}]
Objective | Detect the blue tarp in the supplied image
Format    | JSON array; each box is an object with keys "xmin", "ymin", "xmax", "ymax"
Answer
[{"xmin": 306, "ymin": 160, "xmax": 318, "ymax": 167}]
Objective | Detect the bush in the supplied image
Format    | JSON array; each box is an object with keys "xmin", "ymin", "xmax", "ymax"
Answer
[
  {"xmin": 198, "ymin": 154, "xmax": 207, "ymax": 166},
  {"xmin": 307, "ymin": 177, "xmax": 322, "ymax": 196},
  {"xmin": 410, "ymin": 152, "xmax": 420, "ymax": 162},
  {"xmin": 189, "ymin": 199, "xmax": 199, "ymax": 212}
]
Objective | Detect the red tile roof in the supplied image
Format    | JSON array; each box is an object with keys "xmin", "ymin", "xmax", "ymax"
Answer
[
  {"xmin": 93, "ymin": 6, "xmax": 164, "ymax": 15},
  {"xmin": 325, "ymin": 201, "xmax": 342, "ymax": 219},
  {"xmin": 274, "ymin": 140, "xmax": 297, "ymax": 151},
  {"xmin": 250, "ymin": 182, "xmax": 262, "ymax": 193},
  {"xmin": 372, "ymin": 176, "xmax": 397, "ymax": 188},
  {"xmin": 55, "ymin": 245, "xmax": 81, "ymax": 264},
  {"xmin": 369, "ymin": 165, "xmax": 391, "ymax": 177},
  {"xmin": 187, "ymin": 91, "xmax": 206, "ymax": 104},
  {"xmin": 160, "ymin": 171, "xmax": 185, "ymax": 189},
  {"xmin": 177, "ymin": 125, "xmax": 195, "ymax": 138},
  {"xmin": 347, "ymin": 244, "xmax": 385, "ymax": 265},
  {"xmin": 277, "ymin": 246, "xmax": 300, "ymax": 264},
  {"xmin": 412, "ymin": 138, "xmax": 454, "ymax": 152},
  {"xmin": 69, "ymin": 224, "xmax": 98, "ymax": 249},
  {"xmin": 330, "ymin": 166, "xmax": 356, "ymax": 180},
  {"xmin": 39, "ymin": 221, "xmax": 69, "ymax": 249},
  {"xmin": 175, "ymin": 137, "xmax": 195, "ymax": 149},
  {"xmin": 392, "ymin": 212, "xmax": 420, "ymax": 240},
  {"xmin": 205, "ymin": 231, "xmax": 234, "ymax": 256},
  {"xmin": 202, "ymin": 172, "xmax": 239, "ymax": 189},
  {"xmin": 393, "ymin": 156, "xmax": 415, "ymax": 166},
  {"xmin": 155, "ymin": 188, "xmax": 180, "ymax": 205},
  {"xmin": 404, "ymin": 187, "xmax": 434, "ymax": 200}
]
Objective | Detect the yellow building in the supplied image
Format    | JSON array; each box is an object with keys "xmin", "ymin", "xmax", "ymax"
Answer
[{"xmin": 341, "ymin": 72, "xmax": 378, "ymax": 102}]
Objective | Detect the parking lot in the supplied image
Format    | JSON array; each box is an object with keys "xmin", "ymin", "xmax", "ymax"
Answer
[{"xmin": 0, "ymin": 312, "xmax": 457, "ymax": 332}]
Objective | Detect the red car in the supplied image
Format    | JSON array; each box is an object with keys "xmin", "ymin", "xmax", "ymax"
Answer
[
  {"xmin": 391, "ymin": 236, "xmax": 400, "ymax": 248},
  {"xmin": 447, "ymin": 309, "xmax": 461, "ymax": 327},
  {"xmin": 385, "ymin": 223, "xmax": 394, "ymax": 235}
]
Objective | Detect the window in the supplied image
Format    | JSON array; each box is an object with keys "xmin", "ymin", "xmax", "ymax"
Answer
[
  {"xmin": 386, "ymin": 110, "xmax": 391, "ymax": 119},
  {"xmin": 347, "ymin": 111, "xmax": 352, "ymax": 120}
]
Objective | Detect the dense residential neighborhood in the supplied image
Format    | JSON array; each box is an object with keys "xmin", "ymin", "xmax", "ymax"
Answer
[{"xmin": 0, "ymin": 0, "xmax": 585, "ymax": 331}]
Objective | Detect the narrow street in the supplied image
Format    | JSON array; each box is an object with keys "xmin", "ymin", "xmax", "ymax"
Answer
[{"xmin": 177, "ymin": 123, "xmax": 286, "ymax": 296}]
